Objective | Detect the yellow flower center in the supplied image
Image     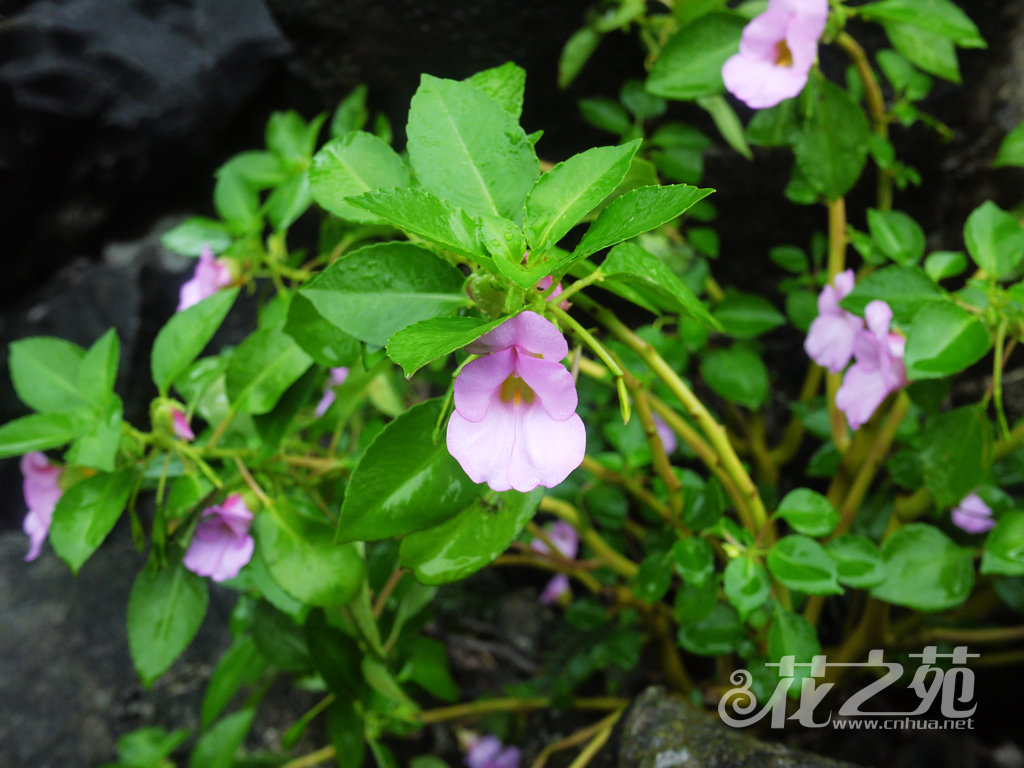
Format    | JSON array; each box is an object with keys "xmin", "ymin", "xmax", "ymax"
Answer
[
  {"xmin": 500, "ymin": 375, "xmax": 535, "ymax": 405},
  {"xmin": 775, "ymin": 39, "xmax": 794, "ymax": 67}
]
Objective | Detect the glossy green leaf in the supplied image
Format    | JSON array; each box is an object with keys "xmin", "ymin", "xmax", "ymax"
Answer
[
  {"xmin": 724, "ymin": 557, "xmax": 770, "ymax": 620},
  {"xmin": 775, "ymin": 488, "xmax": 839, "ymax": 537},
  {"xmin": 345, "ymin": 187, "xmax": 486, "ymax": 260},
  {"xmin": 387, "ymin": 315, "xmax": 511, "ymax": 378},
  {"xmin": 466, "ymin": 62, "xmax": 526, "ymax": 119},
  {"xmin": 920, "ymin": 406, "xmax": 989, "ymax": 508},
  {"xmin": 713, "ymin": 292, "xmax": 786, "ymax": 338},
  {"xmin": 677, "ymin": 602, "xmax": 743, "ymax": 655},
  {"xmin": 213, "ymin": 169, "xmax": 260, "ymax": 231},
  {"xmin": 981, "ymin": 511, "xmax": 1024, "ymax": 576},
  {"xmin": 188, "ymin": 708, "xmax": 255, "ymax": 768},
  {"xmin": 49, "ymin": 468, "xmax": 133, "ymax": 573},
  {"xmin": 578, "ymin": 98, "xmax": 632, "ymax": 135},
  {"xmin": 66, "ymin": 395, "xmax": 123, "ymax": 472},
  {"xmin": 826, "ymin": 534, "xmax": 886, "ymax": 588},
  {"xmin": 883, "ymin": 21, "xmax": 960, "ymax": 82},
  {"xmin": 859, "ymin": 0, "xmax": 984, "ymax": 49},
  {"xmin": 255, "ymin": 498, "xmax": 366, "ymax": 606},
  {"xmin": 645, "ymin": 13, "xmax": 746, "ymax": 100},
  {"xmin": 0, "ymin": 413, "xmax": 82, "ymax": 457},
  {"xmin": 225, "ymin": 329, "xmax": 312, "ymax": 415},
  {"xmin": 339, "ymin": 399, "xmax": 482, "ymax": 542},
  {"xmin": 326, "ymin": 700, "xmax": 366, "ymax": 768},
  {"xmin": 283, "ymin": 293, "xmax": 362, "ymax": 368},
  {"xmin": 621, "ymin": 79, "xmax": 666, "ymax": 120},
  {"xmin": 767, "ymin": 605, "xmax": 821, "ymax": 685},
  {"xmin": 399, "ymin": 636, "xmax": 460, "ymax": 702},
  {"xmin": 407, "ymin": 74, "xmax": 538, "ymax": 220},
  {"xmin": 305, "ymin": 610, "xmax": 363, "ymax": 697},
  {"xmin": 128, "ymin": 558, "xmax": 209, "ymax": 686},
  {"xmin": 201, "ymin": 636, "xmax": 267, "ymax": 730},
  {"xmin": 265, "ymin": 171, "xmax": 312, "ymax": 232},
  {"xmin": 839, "ymin": 264, "xmax": 942, "ymax": 325},
  {"xmin": 525, "ymin": 140, "xmax": 640, "ymax": 254},
  {"xmin": 904, "ymin": 301, "xmax": 991, "ymax": 379},
  {"xmin": 697, "ymin": 95, "xmax": 754, "ymax": 160},
  {"xmin": 559, "ymin": 26, "xmax": 602, "ymax": 89},
  {"xmin": 867, "ymin": 208, "xmax": 926, "ymax": 265},
  {"xmin": 573, "ymin": 184, "xmax": 714, "ymax": 259},
  {"xmin": 747, "ymin": 100, "xmax": 799, "ymax": 148},
  {"xmin": 700, "ymin": 345, "xmax": 769, "ymax": 410},
  {"xmin": 766, "ymin": 535, "xmax": 843, "ymax": 595},
  {"xmin": 994, "ymin": 121, "xmax": 1024, "ymax": 168},
  {"xmin": 793, "ymin": 76, "xmax": 871, "ymax": 200},
  {"xmin": 633, "ymin": 551, "xmax": 674, "ymax": 603},
  {"xmin": 964, "ymin": 200, "xmax": 1024, "ymax": 279},
  {"xmin": 78, "ymin": 329, "xmax": 119, "ymax": 407},
  {"xmin": 309, "ymin": 132, "xmax": 410, "ymax": 224},
  {"xmin": 161, "ymin": 217, "xmax": 233, "ymax": 256},
  {"xmin": 151, "ymin": 288, "xmax": 239, "ymax": 394},
  {"xmin": 300, "ymin": 242, "xmax": 466, "ymax": 347},
  {"xmin": 924, "ymin": 250, "xmax": 968, "ymax": 281},
  {"xmin": 871, "ymin": 524, "xmax": 974, "ymax": 610},
  {"xmin": 9, "ymin": 337, "xmax": 88, "ymax": 413},
  {"xmin": 331, "ymin": 84, "xmax": 369, "ymax": 136}
]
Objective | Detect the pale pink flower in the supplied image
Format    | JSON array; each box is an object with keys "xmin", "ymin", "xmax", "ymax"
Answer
[
  {"xmin": 21, "ymin": 452, "xmax": 63, "ymax": 561},
  {"xmin": 171, "ymin": 408, "xmax": 195, "ymax": 441},
  {"xmin": 530, "ymin": 521, "xmax": 580, "ymax": 604},
  {"xmin": 177, "ymin": 245, "xmax": 233, "ymax": 311},
  {"xmin": 446, "ymin": 312, "xmax": 586, "ymax": 492},
  {"xmin": 314, "ymin": 367, "xmax": 349, "ymax": 418},
  {"xmin": 804, "ymin": 269, "xmax": 863, "ymax": 373},
  {"xmin": 536, "ymin": 275, "xmax": 570, "ymax": 310},
  {"xmin": 653, "ymin": 413, "xmax": 678, "ymax": 455},
  {"xmin": 835, "ymin": 300, "xmax": 907, "ymax": 431},
  {"xmin": 466, "ymin": 735, "xmax": 521, "ymax": 768},
  {"xmin": 952, "ymin": 493, "xmax": 995, "ymax": 534},
  {"xmin": 722, "ymin": 0, "xmax": 828, "ymax": 109},
  {"xmin": 183, "ymin": 494, "xmax": 255, "ymax": 582}
]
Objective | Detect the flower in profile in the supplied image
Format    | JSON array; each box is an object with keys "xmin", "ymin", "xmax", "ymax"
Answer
[
  {"xmin": 653, "ymin": 413, "xmax": 678, "ymax": 455},
  {"xmin": 835, "ymin": 300, "xmax": 907, "ymax": 431},
  {"xmin": 446, "ymin": 311, "xmax": 586, "ymax": 492},
  {"xmin": 171, "ymin": 407, "xmax": 195, "ymax": 441},
  {"xmin": 722, "ymin": 0, "xmax": 829, "ymax": 109},
  {"xmin": 21, "ymin": 452, "xmax": 63, "ymax": 561},
  {"xmin": 804, "ymin": 269, "xmax": 862, "ymax": 373},
  {"xmin": 536, "ymin": 275, "xmax": 570, "ymax": 310},
  {"xmin": 952, "ymin": 493, "xmax": 995, "ymax": 534},
  {"xmin": 530, "ymin": 521, "xmax": 580, "ymax": 604},
  {"xmin": 177, "ymin": 245, "xmax": 233, "ymax": 312},
  {"xmin": 183, "ymin": 494, "xmax": 255, "ymax": 582},
  {"xmin": 465, "ymin": 734, "xmax": 521, "ymax": 768},
  {"xmin": 314, "ymin": 367, "xmax": 349, "ymax": 418}
]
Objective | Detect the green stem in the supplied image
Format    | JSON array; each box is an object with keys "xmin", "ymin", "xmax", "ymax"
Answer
[
  {"xmin": 417, "ymin": 696, "xmax": 627, "ymax": 725},
  {"xmin": 994, "ymin": 319, "xmax": 1011, "ymax": 440}
]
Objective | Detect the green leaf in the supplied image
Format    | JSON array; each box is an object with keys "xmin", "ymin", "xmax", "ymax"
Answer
[
  {"xmin": 305, "ymin": 610, "xmax": 364, "ymax": 697},
  {"xmin": 677, "ymin": 602, "xmax": 743, "ymax": 655},
  {"xmin": 672, "ymin": 537, "xmax": 715, "ymax": 587},
  {"xmin": 793, "ymin": 76, "xmax": 871, "ymax": 200},
  {"xmin": 78, "ymin": 329, "xmax": 119, "ymax": 407},
  {"xmin": 601, "ymin": 242, "xmax": 719, "ymax": 327},
  {"xmin": 266, "ymin": 171, "xmax": 312, "ymax": 232},
  {"xmin": 924, "ymin": 250, "xmax": 968, "ymax": 281},
  {"xmin": 49, "ymin": 468, "xmax": 133, "ymax": 574},
  {"xmin": 920, "ymin": 406, "xmax": 989, "ymax": 508},
  {"xmin": 466, "ymin": 62, "xmax": 526, "ymax": 119},
  {"xmin": 9, "ymin": 337, "xmax": 88, "ymax": 413},
  {"xmin": 309, "ymin": 132, "xmax": 410, "ymax": 224},
  {"xmin": 904, "ymin": 301, "xmax": 991, "ymax": 379},
  {"xmin": 964, "ymin": 200, "xmax": 1024, "ymax": 279},
  {"xmin": 255, "ymin": 498, "xmax": 366, "ymax": 606},
  {"xmin": 871, "ymin": 524, "xmax": 974, "ymax": 611},
  {"xmin": 578, "ymin": 98, "xmax": 632, "ymax": 135},
  {"xmin": 883, "ymin": 21, "xmax": 960, "ymax": 82},
  {"xmin": 645, "ymin": 13, "xmax": 746, "ymax": 100},
  {"xmin": 345, "ymin": 187, "xmax": 486, "ymax": 260},
  {"xmin": 399, "ymin": 636, "xmax": 460, "ymax": 702},
  {"xmin": 767, "ymin": 606, "xmax": 821, "ymax": 685},
  {"xmin": 621, "ymin": 79, "xmax": 666, "ymax": 120},
  {"xmin": 225, "ymin": 329, "xmax": 312, "ymax": 415},
  {"xmin": 407, "ymin": 74, "xmax": 538, "ymax": 220},
  {"xmin": 525, "ymin": 141, "xmax": 640, "ymax": 254},
  {"xmin": 151, "ymin": 288, "xmax": 239, "ymax": 395},
  {"xmin": 300, "ymin": 242, "xmax": 466, "ymax": 347},
  {"xmin": 161, "ymin": 217, "xmax": 233, "ymax": 256},
  {"xmin": 250, "ymin": 600, "xmax": 311, "ymax": 670},
  {"xmin": 326, "ymin": 700, "xmax": 366, "ymax": 768},
  {"xmin": 775, "ymin": 488, "xmax": 839, "ymax": 537},
  {"xmin": 283, "ymin": 293, "xmax": 362, "ymax": 368},
  {"xmin": 338, "ymin": 399, "xmax": 482, "ymax": 542},
  {"xmin": 66, "ymin": 395, "xmax": 123, "ymax": 472},
  {"xmin": 867, "ymin": 208, "xmax": 926, "ymax": 265},
  {"xmin": 331, "ymin": 84, "xmax": 370, "ymax": 137},
  {"xmin": 559, "ymin": 26, "xmax": 602, "ymax": 89},
  {"xmin": 573, "ymin": 184, "xmax": 714, "ymax": 259},
  {"xmin": 981, "ymin": 511, "xmax": 1024, "ymax": 576},
  {"xmin": 253, "ymin": 368, "xmax": 319, "ymax": 454},
  {"xmin": 266, "ymin": 109, "xmax": 321, "ymax": 164},
  {"xmin": 213, "ymin": 169, "xmax": 260, "ymax": 231},
  {"xmin": 839, "ymin": 264, "xmax": 942, "ymax": 325},
  {"xmin": 766, "ymin": 535, "xmax": 843, "ymax": 595},
  {"xmin": 387, "ymin": 315, "xmax": 511, "ymax": 378},
  {"xmin": 201, "ymin": 636, "xmax": 267, "ymax": 730},
  {"xmin": 748, "ymin": 100, "xmax": 799, "ymax": 148},
  {"xmin": 712, "ymin": 292, "xmax": 786, "ymax": 338},
  {"xmin": 826, "ymin": 534, "xmax": 886, "ymax": 588},
  {"xmin": 724, "ymin": 557, "xmax": 771, "ymax": 620},
  {"xmin": 994, "ymin": 122, "xmax": 1024, "ymax": 168},
  {"xmin": 0, "ymin": 413, "xmax": 82, "ymax": 457},
  {"xmin": 858, "ymin": 0, "xmax": 985, "ymax": 49},
  {"xmin": 188, "ymin": 709, "xmax": 255, "ymax": 768},
  {"xmin": 128, "ymin": 558, "xmax": 209, "ymax": 686},
  {"xmin": 633, "ymin": 551, "xmax": 674, "ymax": 603},
  {"xmin": 876, "ymin": 50, "xmax": 933, "ymax": 101},
  {"xmin": 116, "ymin": 727, "xmax": 190, "ymax": 767},
  {"xmin": 697, "ymin": 95, "xmax": 754, "ymax": 160},
  {"xmin": 700, "ymin": 345, "xmax": 769, "ymax": 410}
]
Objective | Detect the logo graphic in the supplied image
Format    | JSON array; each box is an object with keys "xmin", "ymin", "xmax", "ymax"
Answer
[{"xmin": 718, "ymin": 646, "xmax": 978, "ymax": 729}]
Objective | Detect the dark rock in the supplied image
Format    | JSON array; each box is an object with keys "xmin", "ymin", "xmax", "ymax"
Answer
[{"xmin": 618, "ymin": 687, "xmax": 863, "ymax": 768}]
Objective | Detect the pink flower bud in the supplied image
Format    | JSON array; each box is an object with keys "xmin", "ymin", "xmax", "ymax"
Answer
[
  {"xmin": 183, "ymin": 494, "xmax": 255, "ymax": 582},
  {"xmin": 171, "ymin": 408, "xmax": 195, "ymax": 441},
  {"xmin": 21, "ymin": 452, "xmax": 63, "ymax": 561},
  {"xmin": 177, "ymin": 245, "xmax": 233, "ymax": 311},
  {"xmin": 466, "ymin": 735, "xmax": 520, "ymax": 768},
  {"xmin": 952, "ymin": 493, "xmax": 995, "ymax": 534},
  {"xmin": 314, "ymin": 367, "xmax": 349, "ymax": 418}
]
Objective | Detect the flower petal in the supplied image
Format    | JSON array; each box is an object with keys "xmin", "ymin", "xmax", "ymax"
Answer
[
  {"xmin": 506, "ymin": 405, "xmax": 586, "ymax": 492},
  {"xmin": 447, "ymin": 402, "xmax": 518, "ymax": 492},
  {"xmin": 515, "ymin": 353, "xmax": 578, "ymax": 420},
  {"xmin": 836, "ymin": 361, "xmax": 891, "ymax": 430},
  {"xmin": 468, "ymin": 311, "xmax": 568, "ymax": 360},
  {"xmin": 864, "ymin": 300, "xmax": 893, "ymax": 340},
  {"xmin": 453, "ymin": 348, "xmax": 516, "ymax": 422},
  {"xmin": 539, "ymin": 574, "xmax": 571, "ymax": 605},
  {"xmin": 804, "ymin": 312, "xmax": 861, "ymax": 372}
]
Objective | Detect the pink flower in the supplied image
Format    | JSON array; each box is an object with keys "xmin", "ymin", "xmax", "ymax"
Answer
[
  {"xmin": 804, "ymin": 270, "xmax": 863, "ymax": 373},
  {"xmin": 722, "ymin": 0, "xmax": 828, "ymax": 109},
  {"xmin": 314, "ymin": 367, "xmax": 349, "ymax": 418},
  {"xmin": 952, "ymin": 493, "xmax": 995, "ymax": 534},
  {"xmin": 21, "ymin": 452, "xmax": 63, "ymax": 561},
  {"xmin": 530, "ymin": 521, "xmax": 580, "ymax": 604},
  {"xmin": 446, "ymin": 312, "xmax": 586, "ymax": 492},
  {"xmin": 466, "ymin": 735, "xmax": 521, "ymax": 768},
  {"xmin": 183, "ymin": 494, "xmax": 255, "ymax": 582},
  {"xmin": 177, "ymin": 245, "xmax": 233, "ymax": 311},
  {"xmin": 835, "ymin": 300, "xmax": 907, "ymax": 431},
  {"xmin": 653, "ymin": 413, "xmax": 678, "ymax": 455},
  {"xmin": 171, "ymin": 408, "xmax": 195, "ymax": 441},
  {"xmin": 536, "ymin": 275, "xmax": 570, "ymax": 310}
]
